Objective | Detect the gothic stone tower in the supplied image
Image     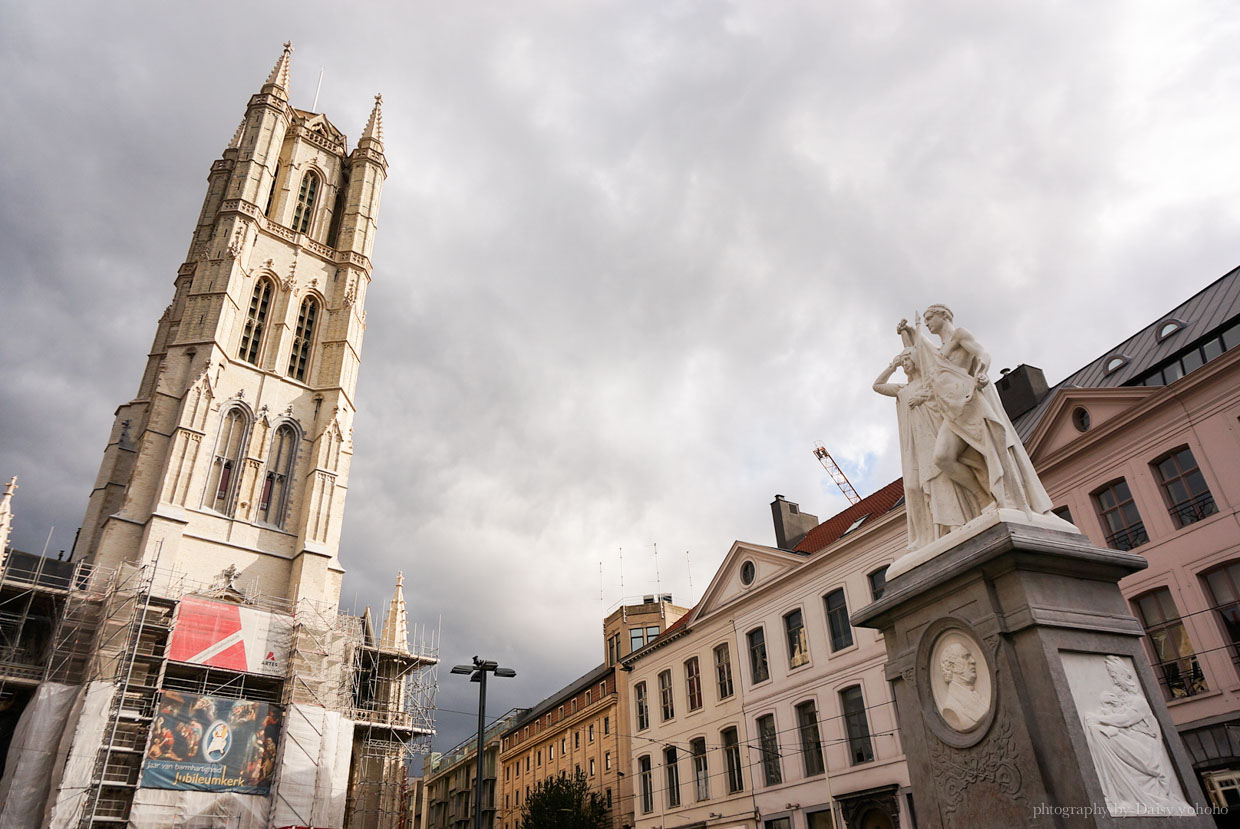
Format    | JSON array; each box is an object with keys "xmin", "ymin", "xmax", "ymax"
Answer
[{"xmin": 75, "ymin": 43, "xmax": 386, "ymax": 608}]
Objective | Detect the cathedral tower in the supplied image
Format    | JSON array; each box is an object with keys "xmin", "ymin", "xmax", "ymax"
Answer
[{"xmin": 75, "ymin": 43, "xmax": 386, "ymax": 607}]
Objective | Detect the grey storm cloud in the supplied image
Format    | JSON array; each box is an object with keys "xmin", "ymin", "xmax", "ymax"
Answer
[{"xmin": 2, "ymin": 0, "xmax": 1239, "ymax": 752}]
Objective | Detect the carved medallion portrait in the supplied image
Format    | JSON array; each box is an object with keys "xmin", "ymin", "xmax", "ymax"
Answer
[{"xmin": 930, "ymin": 629, "xmax": 992, "ymax": 732}]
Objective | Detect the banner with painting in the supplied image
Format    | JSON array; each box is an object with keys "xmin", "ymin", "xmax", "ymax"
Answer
[{"xmin": 141, "ymin": 690, "xmax": 283, "ymax": 794}]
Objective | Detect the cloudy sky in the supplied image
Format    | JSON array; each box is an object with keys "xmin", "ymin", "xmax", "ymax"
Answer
[{"xmin": 2, "ymin": 0, "xmax": 1239, "ymax": 754}]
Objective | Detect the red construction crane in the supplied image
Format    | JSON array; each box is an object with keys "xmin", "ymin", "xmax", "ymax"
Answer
[{"xmin": 813, "ymin": 443, "xmax": 861, "ymax": 504}]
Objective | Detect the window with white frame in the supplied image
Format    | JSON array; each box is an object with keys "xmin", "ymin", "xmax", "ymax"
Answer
[
  {"xmin": 685, "ymin": 657, "xmax": 703, "ymax": 710},
  {"xmin": 785, "ymin": 608, "xmax": 809, "ymax": 668},
  {"xmin": 714, "ymin": 642, "xmax": 734, "ymax": 699}
]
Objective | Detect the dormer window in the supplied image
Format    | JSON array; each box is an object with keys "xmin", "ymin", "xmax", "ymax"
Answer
[
  {"xmin": 1157, "ymin": 319, "xmax": 1186, "ymax": 342},
  {"xmin": 841, "ymin": 514, "xmax": 870, "ymax": 537},
  {"xmin": 1103, "ymin": 355, "xmax": 1129, "ymax": 375},
  {"xmin": 293, "ymin": 171, "xmax": 319, "ymax": 234}
]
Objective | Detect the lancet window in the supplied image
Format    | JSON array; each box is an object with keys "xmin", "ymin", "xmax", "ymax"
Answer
[
  {"xmin": 205, "ymin": 407, "xmax": 249, "ymax": 515},
  {"xmin": 292, "ymin": 171, "xmax": 319, "ymax": 234},
  {"xmin": 238, "ymin": 278, "xmax": 274, "ymax": 364},
  {"xmin": 287, "ymin": 296, "xmax": 319, "ymax": 381},
  {"xmin": 259, "ymin": 424, "xmax": 297, "ymax": 527}
]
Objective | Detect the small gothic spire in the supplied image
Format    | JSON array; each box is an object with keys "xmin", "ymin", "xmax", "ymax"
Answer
[
  {"xmin": 0, "ymin": 476, "xmax": 17, "ymax": 566},
  {"xmin": 360, "ymin": 93, "xmax": 384, "ymax": 148},
  {"xmin": 226, "ymin": 117, "xmax": 246, "ymax": 151},
  {"xmin": 261, "ymin": 41, "xmax": 293, "ymax": 100},
  {"xmin": 378, "ymin": 569, "xmax": 409, "ymax": 653}
]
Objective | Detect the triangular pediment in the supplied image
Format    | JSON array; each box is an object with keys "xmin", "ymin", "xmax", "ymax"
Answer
[
  {"xmin": 1027, "ymin": 386, "xmax": 1156, "ymax": 461},
  {"xmin": 693, "ymin": 541, "xmax": 807, "ymax": 622}
]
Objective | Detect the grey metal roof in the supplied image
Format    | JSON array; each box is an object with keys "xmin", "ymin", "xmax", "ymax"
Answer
[
  {"xmin": 501, "ymin": 661, "xmax": 613, "ymax": 735},
  {"xmin": 1013, "ymin": 264, "xmax": 1240, "ymax": 441}
]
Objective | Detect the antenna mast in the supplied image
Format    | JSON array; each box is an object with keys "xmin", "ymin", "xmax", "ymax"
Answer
[
  {"xmin": 652, "ymin": 542, "xmax": 661, "ymax": 592},
  {"xmin": 311, "ymin": 67, "xmax": 325, "ymax": 111},
  {"xmin": 813, "ymin": 443, "xmax": 861, "ymax": 504}
]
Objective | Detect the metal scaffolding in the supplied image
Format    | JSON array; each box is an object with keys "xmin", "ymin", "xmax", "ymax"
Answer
[{"xmin": 8, "ymin": 555, "xmax": 438, "ymax": 829}]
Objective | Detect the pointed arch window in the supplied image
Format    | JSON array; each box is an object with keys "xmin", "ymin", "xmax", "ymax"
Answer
[
  {"xmin": 205, "ymin": 407, "xmax": 249, "ymax": 515},
  {"xmin": 264, "ymin": 162, "xmax": 279, "ymax": 217},
  {"xmin": 292, "ymin": 171, "xmax": 319, "ymax": 234},
  {"xmin": 287, "ymin": 296, "xmax": 319, "ymax": 381},
  {"xmin": 259, "ymin": 424, "xmax": 297, "ymax": 527},
  {"xmin": 239, "ymin": 278, "xmax": 274, "ymax": 364}
]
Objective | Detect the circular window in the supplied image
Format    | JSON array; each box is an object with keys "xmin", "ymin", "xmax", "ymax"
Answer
[
  {"xmin": 1071, "ymin": 406, "xmax": 1091, "ymax": 432},
  {"xmin": 740, "ymin": 560, "xmax": 756, "ymax": 586}
]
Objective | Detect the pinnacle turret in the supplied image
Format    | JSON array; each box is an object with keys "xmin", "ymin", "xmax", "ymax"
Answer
[
  {"xmin": 261, "ymin": 41, "xmax": 293, "ymax": 101},
  {"xmin": 226, "ymin": 117, "xmax": 245, "ymax": 151},
  {"xmin": 0, "ymin": 476, "xmax": 17, "ymax": 568},
  {"xmin": 359, "ymin": 93, "xmax": 383, "ymax": 150},
  {"xmin": 379, "ymin": 571, "xmax": 409, "ymax": 653}
]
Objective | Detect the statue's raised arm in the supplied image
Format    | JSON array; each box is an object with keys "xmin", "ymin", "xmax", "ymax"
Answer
[{"xmin": 881, "ymin": 305, "xmax": 1063, "ymax": 566}]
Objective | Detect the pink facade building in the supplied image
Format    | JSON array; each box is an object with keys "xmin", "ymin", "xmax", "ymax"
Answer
[{"xmin": 1008, "ymin": 265, "xmax": 1240, "ymax": 810}]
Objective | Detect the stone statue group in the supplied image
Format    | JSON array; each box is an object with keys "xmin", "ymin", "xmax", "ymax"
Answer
[{"xmin": 874, "ymin": 305, "xmax": 1054, "ymax": 551}]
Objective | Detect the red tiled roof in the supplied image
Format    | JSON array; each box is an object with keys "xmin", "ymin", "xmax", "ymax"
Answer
[
  {"xmin": 794, "ymin": 478, "xmax": 904, "ymax": 554},
  {"xmin": 659, "ymin": 607, "xmax": 696, "ymax": 638}
]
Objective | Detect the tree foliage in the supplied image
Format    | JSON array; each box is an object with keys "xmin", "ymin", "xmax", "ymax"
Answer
[{"xmin": 518, "ymin": 769, "xmax": 609, "ymax": 829}]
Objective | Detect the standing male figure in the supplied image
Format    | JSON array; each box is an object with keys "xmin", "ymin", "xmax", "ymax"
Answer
[{"xmin": 898, "ymin": 305, "xmax": 1053, "ymax": 523}]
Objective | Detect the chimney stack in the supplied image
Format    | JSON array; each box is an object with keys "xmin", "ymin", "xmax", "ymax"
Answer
[
  {"xmin": 996, "ymin": 364, "xmax": 1050, "ymax": 420},
  {"xmin": 771, "ymin": 495, "xmax": 819, "ymax": 550}
]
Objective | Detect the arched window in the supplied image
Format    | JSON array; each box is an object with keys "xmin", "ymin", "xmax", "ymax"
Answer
[
  {"xmin": 259, "ymin": 424, "xmax": 297, "ymax": 526},
  {"xmin": 238, "ymin": 278, "xmax": 274, "ymax": 364},
  {"xmin": 292, "ymin": 171, "xmax": 319, "ymax": 234},
  {"xmin": 205, "ymin": 407, "xmax": 249, "ymax": 515},
  {"xmin": 264, "ymin": 162, "xmax": 280, "ymax": 217},
  {"xmin": 326, "ymin": 185, "xmax": 346, "ymax": 248},
  {"xmin": 287, "ymin": 296, "xmax": 319, "ymax": 381}
]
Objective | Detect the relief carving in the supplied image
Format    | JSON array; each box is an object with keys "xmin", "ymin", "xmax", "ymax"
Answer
[
  {"xmin": 1067, "ymin": 654, "xmax": 1196, "ymax": 817},
  {"xmin": 931, "ymin": 716, "xmax": 1024, "ymax": 827},
  {"xmin": 930, "ymin": 629, "xmax": 992, "ymax": 733}
]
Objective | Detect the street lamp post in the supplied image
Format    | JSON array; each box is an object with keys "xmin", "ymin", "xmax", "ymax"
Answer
[{"xmin": 451, "ymin": 656, "xmax": 516, "ymax": 829}]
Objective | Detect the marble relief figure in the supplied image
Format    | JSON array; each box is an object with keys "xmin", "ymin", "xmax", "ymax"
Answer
[
  {"xmin": 1082, "ymin": 656, "xmax": 1194, "ymax": 816},
  {"xmin": 929, "ymin": 631, "xmax": 992, "ymax": 732},
  {"xmin": 937, "ymin": 642, "xmax": 989, "ymax": 730},
  {"xmin": 875, "ymin": 305, "xmax": 1055, "ymax": 550}
]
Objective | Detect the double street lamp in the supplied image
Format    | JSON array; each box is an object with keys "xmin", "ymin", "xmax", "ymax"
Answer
[{"xmin": 451, "ymin": 656, "xmax": 516, "ymax": 829}]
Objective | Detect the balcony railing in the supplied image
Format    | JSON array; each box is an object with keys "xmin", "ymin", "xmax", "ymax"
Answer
[
  {"xmin": 1106, "ymin": 523, "xmax": 1149, "ymax": 551},
  {"xmin": 1169, "ymin": 492, "xmax": 1218, "ymax": 528},
  {"xmin": 1157, "ymin": 655, "xmax": 1208, "ymax": 699}
]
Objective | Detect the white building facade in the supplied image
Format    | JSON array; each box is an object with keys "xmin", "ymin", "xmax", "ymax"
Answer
[{"xmin": 623, "ymin": 484, "xmax": 914, "ymax": 829}]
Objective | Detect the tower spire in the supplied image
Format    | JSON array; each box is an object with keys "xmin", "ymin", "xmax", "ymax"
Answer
[
  {"xmin": 360, "ymin": 93, "xmax": 383, "ymax": 150},
  {"xmin": 379, "ymin": 570, "xmax": 409, "ymax": 653},
  {"xmin": 226, "ymin": 116, "xmax": 245, "ymax": 151},
  {"xmin": 261, "ymin": 41, "xmax": 293, "ymax": 101}
]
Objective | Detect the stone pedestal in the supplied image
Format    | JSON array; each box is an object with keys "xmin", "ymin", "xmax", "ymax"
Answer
[{"xmin": 852, "ymin": 520, "xmax": 1214, "ymax": 828}]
